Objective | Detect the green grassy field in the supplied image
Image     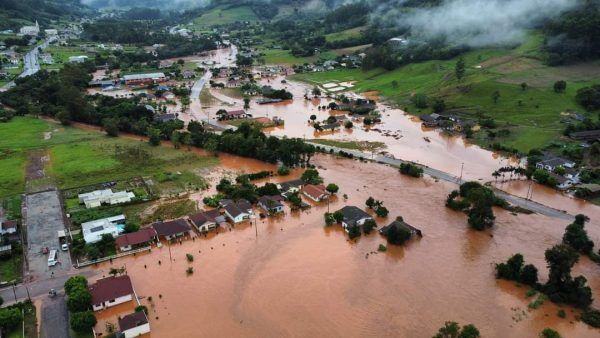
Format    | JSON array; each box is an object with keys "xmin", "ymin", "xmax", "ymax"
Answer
[
  {"xmin": 0, "ymin": 117, "xmax": 218, "ymax": 197},
  {"xmin": 290, "ymin": 34, "xmax": 599, "ymax": 152},
  {"xmin": 42, "ymin": 45, "xmax": 97, "ymax": 70},
  {"xmin": 325, "ymin": 26, "xmax": 366, "ymax": 42},
  {"xmin": 193, "ymin": 5, "xmax": 259, "ymax": 29},
  {"xmin": 259, "ymin": 48, "xmax": 337, "ymax": 65}
]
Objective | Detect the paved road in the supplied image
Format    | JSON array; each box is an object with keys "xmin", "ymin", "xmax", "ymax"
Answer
[
  {"xmin": 25, "ymin": 190, "xmax": 73, "ymax": 281},
  {"xmin": 2, "ymin": 38, "xmax": 53, "ymax": 90},
  {"xmin": 40, "ymin": 292, "xmax": 69, "ymax": 338},
  {"xmin": 308, "ymin": 142, "xmax": 575, "ymax": 221},
  {"xmin": 189, "ymin": 45, "xmax": 238, "ymax": 131}
]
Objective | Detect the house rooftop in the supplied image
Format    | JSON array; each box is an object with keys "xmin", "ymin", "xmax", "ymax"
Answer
[
  {"xmin": 152, "ymin": 219, "xmax": 191, "ymax": 237},
  {"xmin": 338, "ymin": 206, "xmax": 371, "ymax": 225},
  {"xmin": 379, "ymin": 218, "xmax": 422, "ymax": 238},
  {"xmin": 278, "ymin": 179, "xmax": 304, "ymax": 192},
  {"xmin": 118, "ymin": 311, "xmax": 148, "ymax": 331},
  {"xmin": 303, "ymin": 184, "xmax": 328, "ymax": 200},
  {"xmin": 115, "ymin": 228, "xmax": 156, "ymax": 248},
  {"xmin": 224, "ymin": 203, "xmax": 245, "ymax": 218},
  {"xmin": 123, "ymin": 72, "xmax": 165, "ymax": 81},
  {"xmin": 1, "ymin": 220, "xmax": 17, "ymax": 230},
  {"xmin": 258, "ymin": 195, "xmax": 284, "ymax": 208},
  {"xmin": 89, "ymin": 275, "xmax": 134, "ymax": 305}
]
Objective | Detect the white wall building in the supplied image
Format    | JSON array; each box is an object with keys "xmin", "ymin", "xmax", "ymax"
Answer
[
  {"xmin": 20, "ymin": 21, "xmax": 40, "ymax": 36},
  {"xmin": 81, "ymin": 215, "xmax": 125, "ymax": 243},
  {"xmin": 78, "ymin": 189, "xmax": 135, "ymax": 208}
]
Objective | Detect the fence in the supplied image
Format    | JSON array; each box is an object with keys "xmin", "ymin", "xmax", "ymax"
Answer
[{"xmin": 75, "ymin": 246, "xmax": 151, "ymax": 268}]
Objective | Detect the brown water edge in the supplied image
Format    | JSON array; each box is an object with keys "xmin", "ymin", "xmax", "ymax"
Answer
[{"xmin": 90, "ymin": 155, "xmax": 600, "ymax": 338}]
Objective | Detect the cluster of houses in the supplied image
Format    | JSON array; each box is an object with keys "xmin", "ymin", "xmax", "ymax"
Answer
[
  {"xmin": 534, "ymin": 154, "xmax": 580, "ymax": 190},
  {"xmin": 89, "ymin": 275, "xmax": 151, "ymax": 338},
  {"xmin": 419, "ymin": 113, "xmax": 461, "ymax": 130}
]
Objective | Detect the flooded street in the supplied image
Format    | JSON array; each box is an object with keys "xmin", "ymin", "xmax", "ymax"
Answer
[{"xmin": 91, "ymin": 155, "xmax": 600, "ymax": 338}]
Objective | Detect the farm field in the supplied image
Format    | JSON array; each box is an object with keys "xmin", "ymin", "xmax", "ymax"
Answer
[
  {"xmin": 193, "ymin": 5, "xmax": 260, "ymax": 29},
  {"xmin": 259, "ymin": 48, "xmax": 337, "ymax": 65},
  {"xmin": 0, "ymin": 117, "xmax": 218, "ymax": 197}
]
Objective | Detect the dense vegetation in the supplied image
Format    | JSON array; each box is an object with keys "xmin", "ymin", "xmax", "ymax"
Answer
[
  {"xmin": 445, "ymin": 182, "xmax": 506, "ymax": 230},
  {"xmin": 0, "ymin": 0, "xmax": 85, "ymax": 30}
]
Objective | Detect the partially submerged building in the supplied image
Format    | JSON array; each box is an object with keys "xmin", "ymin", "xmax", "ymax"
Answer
[
  {"xmin": 302, "ymin": 184, "xmax": 329, "ymax": 202},
  {"xmin": 189, "ymin": 209, "xmax": 226, "ymax": 232},
  {"xmin": 257, "ymin": 195, "xmax": 285, "ymax": 214},
  {"xmin": 89, "ymin": 275, "xmax": 134, "ymax": 311},
  {"xmin": 337, "ymin": 206, "xmax": 373, "ymax": 232},
  {"xmin": 114, "ymin": 228, "xmax": 157, "ymax": 252},
  {"xmin": 118, "ymin": 311, "xmax": 151, "ymax": 338},
  {"xmin": 379, "ymin": 217, "xmax": 422, "ymax": 244},
  {"xmin": 152, "ymin": 219, "xmax": 191, "ymax": 240}
]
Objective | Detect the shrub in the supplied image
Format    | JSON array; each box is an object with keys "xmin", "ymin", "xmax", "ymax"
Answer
[
  {"xmin": 135, "ymin": 305, "xmax": 148, "ymax": 314},
  {"xmin": 0, "ymin": 307, "xmax": 23, "ymax": 331},
  {"xmin": 540, "ymin": 328, "xmax": 562, "ymax": 338},
  {"xmin": 186, "ymin": 254, "xmax": 194, "ymax": 262},
  {"xmin": 277, "ymin": 165, "xmax": 291, "ymax": 176},
  {"xmin": 347, "ymin": 224, "xmax": 361, "ymax": 239},
  {"xmin": 399, "ymin": 163, "xmax": 423, "ymax": 177},
  {"xmin": 363, "ymin": 219, "xmax": 377, "ymax": 234},
  {"xmin": 67, "ymin": 287, "xmax": 92, "ymax": 312},
  {"xmin": 580, "ymin": 308, "xmax": 600, "ymax": 328},
  {"xmin": 186, "ymin": 267, "xmax": 194, "ymax": 274},
  {"xmin": 70, "ymin": 310, "xmax": 97, "ymax": 332},
  {"xmin": 333, "ymin": 210, "xmax": 344, "ymax": 223},
  {"xmin": 326, "ymin": 183, "xmax": 339, "ymax": 194},
  {"xmin": 375, "ymin": 206, "xmax": 389, "ymax": 217},
  {"xmin": 557, "ymin": 309, "xmax": 566, "ymax": 318},
  {"xmin": 378, "ymin": 244, "xmax": 387, "ymax": 252},
  {"xmin": 324, "ymin": 213, "xmax": 335, "ymax": 226}
]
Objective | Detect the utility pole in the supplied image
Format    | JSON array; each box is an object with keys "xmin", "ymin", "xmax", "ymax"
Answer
[
  {"xmin": 168, "ymin": 240, "xmax": 173, "ymax": 262},
  {"xmin": 459, "ymin": 162, "xmax": 464, "ymax": 183},
  {"xmin": 11, "ymin": 281, "xmax": 17, "ymax": 302}
]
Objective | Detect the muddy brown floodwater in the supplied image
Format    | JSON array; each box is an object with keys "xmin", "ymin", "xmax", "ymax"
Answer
[{"xmin": 90, "ymin": 154, "xmax": 600, "ymax": 338}]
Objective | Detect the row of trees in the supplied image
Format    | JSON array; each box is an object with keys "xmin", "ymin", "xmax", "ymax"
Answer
[
  {"xmin": 496, "ymin": 215, "xmax": 600, "ymax": 328},
  {"xmin": 64, "ymin": 276, "xmax": 97, "ymax": 333}
]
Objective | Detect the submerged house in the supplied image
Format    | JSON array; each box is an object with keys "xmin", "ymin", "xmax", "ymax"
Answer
[
  {"xmin": 257, "ymin": 195, "xmax": 285, "ymax": 214},
  {"xmin": 379, "ymin": 217, "xmax": 422, "ymax": 245},
  {"xmin": 189, "ymin": 209, "xmax": 226, "ymax": 232},
  {"xmin": 223, "ymin": 201, "xmax": 251, "ymax": 223},
  {"xmin": 278, "ymin": 179, "xmax": 304, "ymax": 196},
  {"xmin": 302, "ymin": 184, "xmax": 329, "ymax": 202},
  {"xmin": 337, "ymin": 206, "xmax": 373, "ymax": 232},
  {"xmin": 89, "ymin": 275, "xmax": 134, "ymax": 311},
  {"xmin": 114, "ymin": 228, "xmax": 157, "ymax": 252},
  {"xmin": 152, "ymin": 219, "xmax": 191, "ymax": 240},
  {"xmin": 118, "ymin": 311, "xmax": 151, "ymax": 338}
]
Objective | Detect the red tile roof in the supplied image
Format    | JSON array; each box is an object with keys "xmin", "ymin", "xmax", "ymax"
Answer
[
  {"xmin": 1, "ymin": 220, "xmax": 17, "ymax": 230},
  {"xmin": 303, "ymin": 184, "xmax": 328, "ymax": 200},
  {"xmin": 115, "ymin": 228, "xmax": 156, "ymax": 248},
  {"xmin": 89, "ymin": 276, "xmax": 134, "ymax": 305},
  {"xmin": 119, "ymin": 311, "xmax": 148, "ymax": 331}
]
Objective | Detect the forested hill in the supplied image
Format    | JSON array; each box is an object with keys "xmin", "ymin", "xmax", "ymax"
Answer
[{"xmin": 0, "ymin": 0, "xmax": 86, "ymax": 30}]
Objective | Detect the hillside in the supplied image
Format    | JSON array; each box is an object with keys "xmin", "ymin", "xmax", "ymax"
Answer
[
  {"xmin": 0, "ymin": 0, "xmax": 85, "ymax": 30},
  {"xmin": 291, "ymin": 32, "xmax": 600, "ymax": 153}
]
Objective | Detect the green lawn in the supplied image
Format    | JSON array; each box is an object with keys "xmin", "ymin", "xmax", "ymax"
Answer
[
  {"xmin": 0, "ymin": 117, "xmax": 219, "ymax": 197},
  {"xmin": 0, "ymin": 253, "xmax": 22, "ymax": 283},
  {"xmin": 309, "ymin": 139, "xmax": 386, "ymax": 152},
  {"xmin": 259, "ymin": 48, "xmax": 337, "ymax": 65},
  {"xmin": 193, "ymin": 5, "xmax": 260, "ymax": 29},
  {"xmin": 290, "ymin": 33, "xmax": 599, "ymax": 153},
  {"xmin": 325, "ymin": 26, "xmax": 366, "ymax": 42}
]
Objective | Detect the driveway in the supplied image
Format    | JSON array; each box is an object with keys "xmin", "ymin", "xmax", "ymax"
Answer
[{"xmin": 24, "ymin": 190, "xmax": 72, "ymax": 281}]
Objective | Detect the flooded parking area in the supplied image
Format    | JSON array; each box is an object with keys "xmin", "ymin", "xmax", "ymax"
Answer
[{"xmin": 93, "ymin": 155, "xmax": 600, "ymax": 338}]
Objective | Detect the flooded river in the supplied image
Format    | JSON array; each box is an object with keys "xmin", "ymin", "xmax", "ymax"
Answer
[{"xmin": 90, "ymin": 155, "xmax": 600, "ymax": 338}]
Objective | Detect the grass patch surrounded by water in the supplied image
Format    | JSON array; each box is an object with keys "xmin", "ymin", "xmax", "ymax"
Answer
[{"xmin": 310, "ymin": 139, "xmax": 386, "ymax": 152}]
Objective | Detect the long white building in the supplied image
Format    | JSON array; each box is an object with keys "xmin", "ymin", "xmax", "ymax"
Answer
[{"xmin": 78, "ymin": 189, "xmax": 135, "ymax": 208}]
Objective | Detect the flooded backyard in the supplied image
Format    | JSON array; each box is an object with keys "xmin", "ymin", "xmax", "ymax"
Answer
[{"xmin": 90, "ymin": 155, "xmax": 600, "ymax": 338}]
